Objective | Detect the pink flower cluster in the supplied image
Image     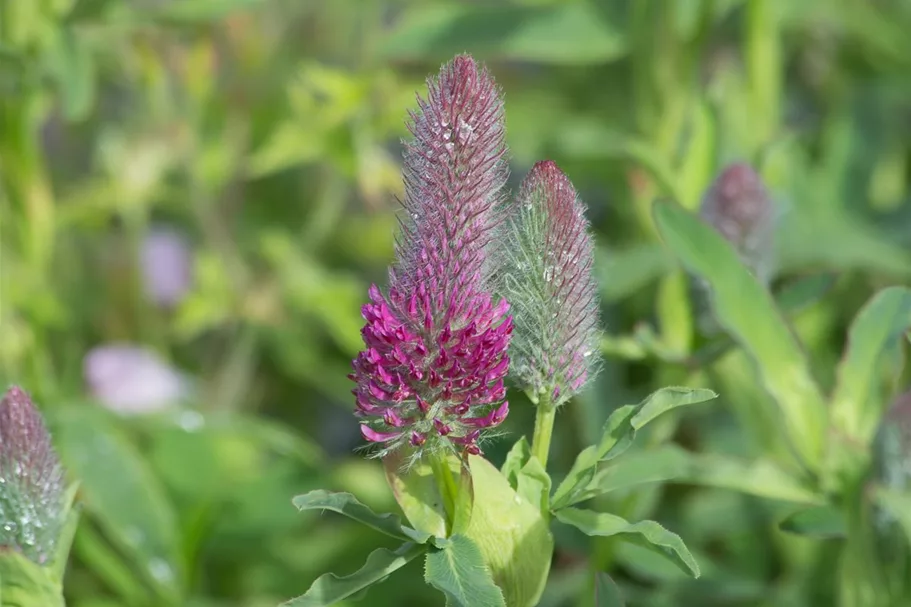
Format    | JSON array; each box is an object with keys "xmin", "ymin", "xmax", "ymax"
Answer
[{"xmin": 350, "ymin": 56, "xmax": 512, "ymax": 457}]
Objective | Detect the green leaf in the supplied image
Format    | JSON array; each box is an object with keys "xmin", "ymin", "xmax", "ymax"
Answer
[
  {"xmin": 778, "ymin": 505, "xmax": 846, "ymax": 539},
  {"xmin": 557, "ymin": 123, "xmax": 684, "ymax": 202},
  {"xmin": 150, "ymin": 0, "xmax": 264, "ymax": 23},
  {"xmin": 598, "ymin": 244, "xmax": 675, "ymax": 303},
  {"xmin": 500, "ymin": 437, "xmax": 532, "ymax": 491},
  {"xmin": 675, "ymin": 452, "xmax": 824, "ymax": 505},
  {"xmin": 653, "ymin": 201, "xmax": 828, "ymax": 471},
  {"xmin": 71, "ymin": 525, "xmax": 148, "ymax": 605},
  {"xmin": 595, "ymin": 572, "xmax": 626, "ymax": 607},
  {"xmin": 873, "ymin": 487, "xmax": 911, "ymax": 547},
  {"xmin": 575, "ymin": 446, "xmax": 689, "ymax": 503},
  {"xmin": 384, "ymin": 451, "xmax": 455, "ymax": 538},
  {"xmin": 677, "ymin": 99, "xmax": 717, "ymax": 210},
  {"xmin": 381, "ymin": 4, "xmax": 626, "ymax": 65},
  {"xmin": 830, "ymin": 286, "xmax": 911, "ymax": 443},
  {"xmin": 464, "ymin": 455, "xmax": 553, "ymax": 607},
  {"xmin": 775, "ymin": 274, "xmax": 837, "ymax": 316},
  {"xmin": 292, "ymin": 490, "xmax": 431, "ymax": 544},
  {"xmin": 48, "ymin": 482, "xmax": 81, "ymax": 584},
  {"xmin": 48, "ymin": 407, "xmax": 181, "ymax": 602},
  {"xmin": 0, "ymin": 551, "xmax": 64, "ymax": 607},
  {"xmin": 555, "ymin": 508, "xmax": 700, "ymax": 578},
  {"xmin": 516, "ymin": 457, "xmax": 551, "ymax": 515},
  {"xmin": 283, "ymin": 542, "xmax": 427, "ymax": 607},
  {"xmin": 631, "ymin": 387, "xmax": 717, "ymax": 429},
  {"xmin": 424, "ymin": 534, "xmax": 506, "ymax": 607},
  {"xmin": 552, "ymin": 388, "xmax": 717, "ymax": 509},
  {"xmin": 45, "ymin": 27, "xmax": 95, "ymax": 122},
  {"xmin": 568, "ymin": 444, "xmax": 823, "ymax": 508}
]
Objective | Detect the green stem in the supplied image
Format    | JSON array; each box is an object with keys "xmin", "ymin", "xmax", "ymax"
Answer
[
  {"xmin": 429, "ymin": 453, "xmax": 458, "ymax": 534},
  {"xmin": 531, "ymin": 394, "xmax": 557, "ymax": 470}
]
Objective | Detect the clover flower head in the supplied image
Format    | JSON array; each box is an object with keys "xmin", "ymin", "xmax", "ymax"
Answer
[{"xmin": 350, "ymin": 55, "xmax": 512, "ymax": 458}]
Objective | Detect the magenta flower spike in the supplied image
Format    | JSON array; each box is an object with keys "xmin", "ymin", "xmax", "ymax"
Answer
[
  {"xmin": 497, "ymin": 160, "xmax": 600, "ymax": 406},
  {"xmin": 350, "ymin": 55, "xmax": 512, "ymax": 458},
  {"xmin": 0, "ymin": 386, "xmax": 66, "ymax": 565}
]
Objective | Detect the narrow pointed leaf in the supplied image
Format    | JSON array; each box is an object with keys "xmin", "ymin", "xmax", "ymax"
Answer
[
  {"xmin": 500, "ymin": 437, "xmax": 532, "ymax": 491},
  {"xmin": 0, "ymin": 551, "xmax": 64, "ymax": 607},
  {"xmin": 778, "ymin": 505, "xmax": 846, "ymax": 539},
  {"xmin": 555, "ymin": 508, "xmax": 699, "ymax": 578},
  {"xmin": 292, "ymin": 490, "xmax": 431, "ymax": 544},
  {"xmin": 654, "ymin": 200, "xmax": 827, "ymax": 471},
  {"xmin": 831, "ymin": 286, "xmax": 911, "ymax": 443},
  {"xmin": 552, "ymin": 388, "xmax": 716, "ymax": 509},
  {"xmin": 283, "ymin": 542, "xmax": 427, "ymax": 607},
  {"xmin": 571, "ymin": 445, "xmax": 823, "ymax": 507},
  {"xmin": 595, "ymin": 572, "xmax": 626, "ymax": 607},
  {"xmin": 48, "ymin": 482, "xmax": 81, "ymax": 583},
  {"xmin": 425, "ymin": 534, "xmax": 505, "ymax": 607}
]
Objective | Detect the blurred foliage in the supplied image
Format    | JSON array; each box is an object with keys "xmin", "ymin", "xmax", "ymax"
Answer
[{"xmin": 0, "ymin": 0, "xmax": 910, "ymax": 605}]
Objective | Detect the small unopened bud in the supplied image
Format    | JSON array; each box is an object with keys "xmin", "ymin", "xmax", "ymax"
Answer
[
  {"xmin": 0, "ymin": 386, "xmax": 66, "ymax": 565},
  {"xmin": 698, "ymin": 162, "xmax": 776, "ymax": 284},
  {"xmin": 869, "ymin": 389, "xmax": 911, "ymax": 568},
  {"xmin": 872, "ymin": 389, "xmax": 911, "ymax": 494},
  {"xmin": 496, "ymin": 160, "xmax": 601, "ymax": 406}
]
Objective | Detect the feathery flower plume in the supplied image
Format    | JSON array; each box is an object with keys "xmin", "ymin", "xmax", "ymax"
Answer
[
  {"xmin": 350, "ymin": 55, "xmax": 512, "ymax": 458},
  {"xmin": 0, "ymin": 386, "xmax": 66, "ymax": 565},
  {"xmin": 496, "ymin": 160, "xmax": 600, "ymax": 406},
  {"xmin": 698, "ymin": 162, "xmax": 776, "ymax": 284}
]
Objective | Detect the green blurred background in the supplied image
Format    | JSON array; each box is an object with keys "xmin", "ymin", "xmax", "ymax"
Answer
[{"xmin": 1, "ymin": 0, "xmax": 910, "ymax": 605}]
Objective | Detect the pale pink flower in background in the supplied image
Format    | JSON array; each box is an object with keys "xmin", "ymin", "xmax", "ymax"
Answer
[
  {"xmin": 141, "ymin": 227, "xmax": 192, "ymax": 307},
  {"xmin": 84, "ymin": 345, "xmax": 190, "ymax": 414}
]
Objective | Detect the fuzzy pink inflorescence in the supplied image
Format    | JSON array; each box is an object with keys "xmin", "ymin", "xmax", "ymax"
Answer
[
  {"xmin": 516, "ymin": 161, "xmax": 599, "ymax": 403},
  {"xmin": 0, "ymin": 386, "xmax": 66, "ymax": 564},
  {"xmin": 349, "ymin": 55, "xmax": 512, "ymax": 457}
]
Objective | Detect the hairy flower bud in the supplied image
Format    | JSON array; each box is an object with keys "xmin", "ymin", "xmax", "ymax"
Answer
[
  {"xmin": 873, "ymin": 389, "xmax": 911, "ymax": 495},
  {"xmin": 698, "ymin": 162, "xmax": 776, "ymax": 284},
  {"xmin": 0, "ymin": 386, "xmax": 66, "ymax": 565},
  {"xmin": 350, "ymin": 55, "xmax": 512, "ymax": 457},
  {"xmin": 869, "ymin": 389, "xmax": 911, "ymax": 566},
  {"xmin": 496, "ymin": 160, "xmax": 600, "ymax": 406}
]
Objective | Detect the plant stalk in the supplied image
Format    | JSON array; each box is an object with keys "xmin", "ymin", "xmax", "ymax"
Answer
[{"xmin": 531, "ymin": 393, "xmax": 556, "ymax": 469}]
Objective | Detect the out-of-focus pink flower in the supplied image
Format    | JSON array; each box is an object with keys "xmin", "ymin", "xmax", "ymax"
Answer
[
  {"xmin": 141, "ymin": 227, "xmax": 192, "ymax": 307},
  {"xmin": 350, "ymin": 55, "xmax": 512, "ymax": 458},
  {"xmin": 84, "ymin": 345, "xmax": 189, "ymax": 414},
  {"xmin": 0, "ymin": 386, "xmax": 66, "ymax": 565},
  {"xmin": 699, "ymin": 162, "xmax": 776, "ymax": 283}
]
